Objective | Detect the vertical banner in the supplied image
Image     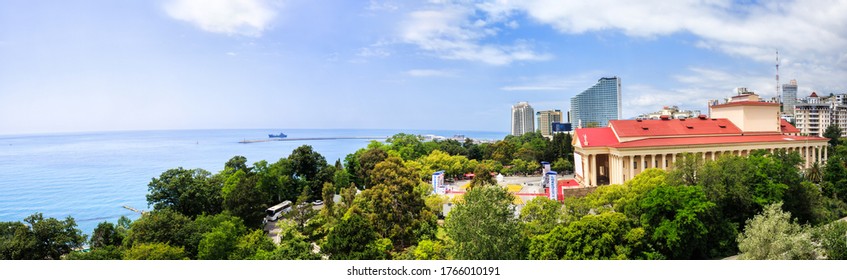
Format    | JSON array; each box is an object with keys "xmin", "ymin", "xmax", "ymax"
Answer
[{"xmin": 546, "ymin": 171, "xmax": 557, "ymax": 200}]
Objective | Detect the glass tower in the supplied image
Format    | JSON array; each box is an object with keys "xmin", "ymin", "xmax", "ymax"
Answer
[
  {"xmin": 570, "ymin": 77, "xmax": 621, "ymax": 128},
  {"xmin": 782, "ymin": 79, "xmax": 798, "ymax": 115}
]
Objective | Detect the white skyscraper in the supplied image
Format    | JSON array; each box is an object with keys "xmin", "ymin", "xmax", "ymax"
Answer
[{"xmin": 511, "ymin": 102, "xmax": 535, "ymax": 136}]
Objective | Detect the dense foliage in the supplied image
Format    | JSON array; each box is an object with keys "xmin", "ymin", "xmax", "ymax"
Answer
[{"xmin": 5, "ymin": 133, "xmax": 847, "ymax": 260}]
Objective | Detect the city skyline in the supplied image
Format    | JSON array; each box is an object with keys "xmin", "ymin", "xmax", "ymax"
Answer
[{"xmin": 1, "ymin": 0, "xmax": 846, "ymax": 135}]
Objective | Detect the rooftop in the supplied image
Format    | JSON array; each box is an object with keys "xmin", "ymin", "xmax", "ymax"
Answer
[
  {"xmin": 610, "ymin": 118, "xmax": 741, "ymax": 138},
  {"xmin": 710, "ymin": 101, "xmax": 780, "ymax": 108}
]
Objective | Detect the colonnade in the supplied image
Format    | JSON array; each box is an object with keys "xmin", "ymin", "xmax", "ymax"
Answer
[{"xmin": 578, "ymin": 144, "xmax": 829, "ymax": 187}]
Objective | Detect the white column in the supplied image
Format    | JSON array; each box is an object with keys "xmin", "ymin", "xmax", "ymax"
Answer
[
  {"xmin": 614, "ymin": 155, "xmax": 620, "ymax": 184},
  {"xmin": 804, "ymin": 146, "xmax": 810, "ymax": 168},
  {"xmin": 672, "ymin": 153, "xmax": 677, "ymax": 168},
  {"xmin": 589, "ymin": 154, "xmax": 596, "ymax": 186},
  {"xmin": 825, "ymin": 146, "xmax": 828, "ymax": 162},
  {"xmin": 629, "ymin": 156, "xmax": 634, "ymax": 182}
]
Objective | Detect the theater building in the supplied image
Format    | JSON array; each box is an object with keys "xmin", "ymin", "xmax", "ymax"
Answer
[{"xmin": 572, "ymin": 93, "xmax": 829, "ymax": 187}]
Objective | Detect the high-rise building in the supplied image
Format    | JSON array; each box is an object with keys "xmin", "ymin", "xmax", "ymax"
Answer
[
  {"xmin": 570, "ymin": 77, "xmax": 621, "ymax": 128},
  {"xmin": 511, "ymin": 102, "xmax": 535, "ymax": 136},
  {"xmin": 794, "ymin": 92, "xmax": 847, "ymax": 137},
  {"xmin": 782, "ymin": 79, "xmax": 798, "ymax": 115},
  {"xmin": 536, "ymin": 110, "xmax": 563, "ymax": 138}
]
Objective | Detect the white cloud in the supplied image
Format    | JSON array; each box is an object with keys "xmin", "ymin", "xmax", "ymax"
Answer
[
  {"xmin": 406, "ymin": 69, "xmax": 455, "ymax": 77},
  {"xmin": 499, "ymin": 71, "xmax": 606, "ymax": 92},
  {"xmin": 622, "ymin": 67, "xmax": 778, "ymax": 118},
  {"xmin": 366, "ymin": 0, "xmax": 399, "ymax": 11},
  {"xmin": 399, "ymin": 4, "xmax": 551, "ymax": 65},
  {"xmin": 163, "ymin": 0, "xmax": 280, "ymax": 36},
  {"xmin": 357, "ymin": 47, "xmax": 391, "ymax": 58}
]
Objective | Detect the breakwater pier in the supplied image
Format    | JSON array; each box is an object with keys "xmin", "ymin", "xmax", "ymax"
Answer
[{"xmin": 238, "ymin": 136, "xmax": 389, "ymax": 144}]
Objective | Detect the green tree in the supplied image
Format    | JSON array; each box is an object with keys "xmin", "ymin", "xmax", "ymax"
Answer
[
  {"xmin": 221, "ymin": 169, "xmax": 266, "ymax": 229},
  {"xmin": 123, "ymin": 209, "xmax": 197, "ymax": 257},
  {"xmin": 289, "ymin": 145, "xmax": 328, "ymax": 181},
  {"xmin": 0, "ymin": 221, "xmax": 36, "ymax": 260},
  {"xmin": 22, "ymin": 213, "xmax": 86, "ymax": 260},
  {"xmin": 146, "ymin": 167, "xmax": 222, "ymax": 217},
  {"xmin": 411, "ymin": 239, "xmax": 447, "ymax": 260},
  {"xmin": 638, "ymin": 184, "xmax": 728, "ymax": 259},
  {"xmin": 520, "ymin": 197, "xmax": 562, "ymax": 237},
  {"xmin": 814, "ymin": 220, "xmax": 847, "ymax": 259},
  {"xmin": 547, "ymin": 133, "xmax": 573, "ymax": 162},
  {"xmin": 64, "ymin": 245, "xmax": 123, "ymax": 260},
  {"xmin": 254, "ymin": 158, "xmax": 301, "ymax": 206},
  {"xmin": 357, "ymin": 148, "xmax": 388, "ymax": 188},
  {"xmin": 528, "ymin": 212, "xmax": 651, "ymax": 260},
  {"xmin": 667, "ymin": 153, "xmax": 702, "ymax": 186},
  {"xmin": 737, "ymin": 202, "xmax": 818, "ymax": 260},
  {"xmin": 697, "ymin": 155, "xmax": 756, "ymax": 227},
  {"xmin": 824, "ymin": 124, "xmax": 843, "ymax": 148},
  {"xmin": 354, "ymin": 156, "xmax": 436, "ymax": 250},
  {"xmin": 230, "ymin": 229, "xmax": 277, "ymax": 260},
  {"xmin": 469, "ymin": 165, "xmax": 496, "ymax": 189},
  {"xmin": 806, "ymin": 161, "xmax": 823, "ymax": 184},
  {"xmin": 445, "ymin": 185, "xmax": 524, "ymax": 260},
  {"xmin": 333, "ymin": 168, "xmax": 351, "ymax": 194},
  {"xmin": 385, "ymin": 133, "xmax": 426, "ymax": 160},
  {"xmin": 123, "ymin": 243, "xmax": 187, "ymax": 260},
  {"xmin": 197, "ymin": 219, "xmax": 246, "ymax": 260},
  {"xmin": 90, "ymin": 221, "xmax": 124, "ymax": 249},
  {"xmin": 782, "ymin": 181, "xmax": 829, "ymax": 225},
  {"xmin": 289, "ymin": 187, "xmax": 318, "ymax": 231},
  {"xmin": 253, "ymin": 220, "xmax": 320, "ymax": 260},
  {"xmin": 322, "ymin": 211, "xmax": 390, "ymax": 260},
  {"xmin": 224, "ymin": 155, "xmax": 250, "ymax": 173},
  {"xmin": 321, "ymin": 182, "xmax": 336, "ymax": 215},
  {"xmin": 551, "ymin": 157, "xmax": 573, "ymax": 174},
  {"xmin": 822, "ymin": 155, "xmax": 847, "ymax": 202}
]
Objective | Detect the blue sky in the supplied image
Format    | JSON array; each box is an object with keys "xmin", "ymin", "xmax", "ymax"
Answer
[{"xmin": 1, "ymin": 0, "xmax": 845, "ymax": 135}]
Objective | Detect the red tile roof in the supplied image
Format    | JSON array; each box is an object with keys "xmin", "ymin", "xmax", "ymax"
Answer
[
  {"xmin": 710, "ymin": 101, "xmax": 780, "ymax": 108},
  {"xmin": 810, "ymin": 92, "xmax": 818, "ymax": 97},
  {"xmin": 612, "ymin": 134, "xmax": 827, "ymax": 148},
  {"xmin": 557, "ymin": 179, "xmax": 580, "ymax": 188},
  {"xmin": 609, "ymin": 118, "xmax": 741, "ymax": 137},
  {"xmin": 780, "ymin": 119, "xmax": 800, "ymax": 133},
  {"xmin": 574, "ymin": 127, "xmax": 619, "ymax": 147}
]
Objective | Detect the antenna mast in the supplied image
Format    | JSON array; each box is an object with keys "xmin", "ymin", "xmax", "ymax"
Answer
[{"xmin": 776, "ymin": 50, "xmax": 780, "ymax": 104}]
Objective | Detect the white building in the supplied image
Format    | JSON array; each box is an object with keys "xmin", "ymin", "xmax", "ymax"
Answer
[
  {"xmin": 794, "ymin": 92, "xmax": 847, "ymax": 137},
  {"xmin": 637, "ymin": 106, "xmax": 702, "ymax": 120},
  {"xmin": 511, "ymin": 102, "xmax": 535, "ymax": 136}
]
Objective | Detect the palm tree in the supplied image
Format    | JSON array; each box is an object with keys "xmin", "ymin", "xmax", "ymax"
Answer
[{"xmin": 806, "ymin": 161, "xmax": 822, "ymax": 184}]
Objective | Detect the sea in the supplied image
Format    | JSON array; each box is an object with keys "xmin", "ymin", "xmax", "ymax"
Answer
[{"xmin": 0, "ymin": 129, "xmax": 506, "ymax": 235}]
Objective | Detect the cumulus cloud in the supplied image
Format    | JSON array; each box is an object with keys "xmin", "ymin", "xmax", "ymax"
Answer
[
  {"xmin": 622, "ymin": 67, "xmax": 778, "ymax": 118},
  {"xmin": 405, "ymin": 1, "xmax": 845, "ymax": 92},
  {"xmin": 482, "ymin": 0, "xmax": 846, "ymax": 90},
  {"xmin": 163, "ymin": 0, "xmax": 280, "ymax": 36},
  {"xmin": 399, "ymin": 4, "xmax": 551, "ymax": 65}
]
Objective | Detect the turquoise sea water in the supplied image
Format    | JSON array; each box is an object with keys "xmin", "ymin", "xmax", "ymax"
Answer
[{"xmin": 0, "ymin": 129, "xmax": 506, "ymax": 234}]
